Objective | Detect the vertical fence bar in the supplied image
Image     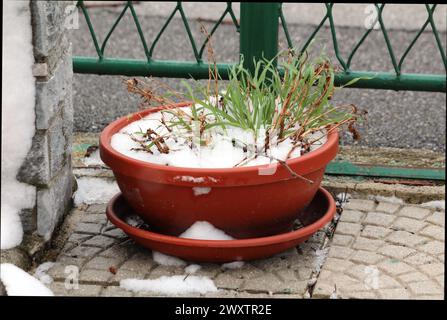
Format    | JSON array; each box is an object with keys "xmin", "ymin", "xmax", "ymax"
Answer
[{"xmin": 239, "ymin": 2, "xmax": 280, "ymax": 73}]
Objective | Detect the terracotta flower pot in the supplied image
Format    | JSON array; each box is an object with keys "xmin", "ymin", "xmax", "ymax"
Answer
[{"xmin": 100, "ymin": 102, "xmax": 339, "ymax": 239}]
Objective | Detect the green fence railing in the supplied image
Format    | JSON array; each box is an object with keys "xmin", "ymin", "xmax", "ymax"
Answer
[{"xmin": 72, "ymin": 1, "xmax": 446, "ymax": 180}]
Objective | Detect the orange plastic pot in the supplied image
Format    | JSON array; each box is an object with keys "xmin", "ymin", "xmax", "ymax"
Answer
[{"xmin": 100, "ymin": 102, "xmax": 339, "ymax": 239}]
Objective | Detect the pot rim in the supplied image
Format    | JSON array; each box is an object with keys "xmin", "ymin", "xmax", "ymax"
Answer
[
  {"xmin": 106, "ymin": 187, "xmax": 336, "ymax": 248},
  {"xmin": 99, "ymin": 102, "xmax": 339, "ymax": 182}
]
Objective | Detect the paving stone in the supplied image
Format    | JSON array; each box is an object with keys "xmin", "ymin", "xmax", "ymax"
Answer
[
  {"xmin": 341, "ymin": 290, "xmax": 378, "ymax": 299},
  {"xmin": 392, "ymin": 217, "xmax": 427, "ymax": 233},
  {"xmin": 426, "ymin": 211, "xmax": 445, "ymax": 227},
  {"xmin": 222, "ymin": 264, "xmax": 265, "ymax": 280},
  {"xmin": 296, "ymin": 267, "xmax": 313, "ymax": 280},
  {"xmin": 352, "ymin": 237, "xmax": 385, "ymax": 252},
  {"xmin": 119, "ymin": 252, "xmax": 157, "ymax": 273},
  {"xmin": 147, "ymin": 266, "xmax": 185, "ymax": 279},
  {"xmin": 377, "ymin": 260, "xmax": 415, "ymax": 275},
  {"xmin": 80, "ymin": 269, "xmax": 113, "ymax": 284},
  {"xmin": 398, "ymin": 271, "xmax": 430, "ymax": 283},
  {"xmin": 377, "ymin": 245, "xmax": 416, "ymax": 259},
  {"xmin": 361, "ymin": 225, "xmax": 392, "ymax": 239},
  {"xmin": 101, "ymin": 286, "xmax": 133, "ymax": 297},
  {"xmin": 435, "ymin": 275, "xmax": 444, "ymax": 287},
  {"xmin": 242, "ymin": 274, "xmax": 307, "ymax": 294},
  {"xmin": 65, "ymin": 246, "xmax": 102, "ymax": 259},
  {"xmin": 112, "ymin": 267, "xmax": 147, "ymax": 282},
  {"xmin": 418, "ymin": 262, "xmax": 444, "ymax": 277},
  {"xmin": 419, "ymin": 225, "xmax": 445, "ymax": 241},
  {"xmin": 57, "ymin": 255, "xmax": 87, "ymax": 268},
  {"xmin": 103, "ymin": 228, "xmax": 127, "ymax": 239},
  {"xmin": 323, "ymin": 258, "xmax": 355, "ymax": 272},
  {"xmin": 213, "ymin": 273, "xmax": 245, "ymax": 290},
  {"xmin": 398, "ymin": 206, "xmax": 431, "ymax": 220},
  {"xmin": 386, "ymin": 231, "xmax": 427, "ymax": 247},
  {"xmin": 74, "ymin": 223, "xmax": 103, "ymax": 235},
  {"xmin": 275, "ymin": 269, "xmax": 300, "ymax": 282},
  {"xmin": 48, "ymin": 263, "xmax": 71, "ymax": 281},
  {"xmin": 350, "ymin": 250, "xmax": 384, "ymax": 265},
  {"xmin": 375, "ymin": 202, "xmax": 401, "ymax": 214},
  {"xmin": 67, "ymin": 233, "xmax": 92, "ymax": 244},
  {"xmin": 82, "ymin": 235, "xmax": 116, "ymax": 248},
  {"xmin": 328, "ymin": 246, "xmax": 354, "ymax": 259},
  {"xmin": 81, "ymin": 213, "xmax": 107, "ymax": 224},
  {"xmin": 417, "ymin": 240, "xmax": 444, "ymax": 256},
  {"xmin": 404, "ymin": 252, "xmax": 438, "ymax": 266},
  {"xmin": 344, "ymin": 264, "xmax": 371, "ymax": 281},
  {"xmin": 339, "ymin": 210, "xmax": 365, "ymax": 223},
  {"xmin": 86, "ymin": 203, "xmax": 107, "ymax": 214},
  {"xmin": 413, "ymin": 294, "xmax": 444, "ymax": 300},
  {"xmin": 336, "ymin": 222, "xmax": 362, "ymax": 236},
  {"xmin": 343, "ymin": 199, "xmax": 376, "ymax": 211},
  {"xmin": 363, "ymin": 212, "xmax": 395, "ymax": 227},
  {"xmin": 379, "ymin": 288, "xmax": 411, "ymax": 299},
  {"xmin": 251, "ymin": 256, "xmax": 290, "ymax": 271},
  {"xmin": 100, "ymin": 243, "xmax": 136, "ymax": 259},
  {"xmin": 331, "ymin": 234, "xmax": 354, "ymax": 247},
  {"xmin": 312, "ymin": 282, "xmax": 336, "ymax": 298},
  {"xmin": 49, "ymin": 282, "xmax": 102, "ymax": 297},
  {"xmin": 84, "ymin": 256, "xmax": 125, "ymax": 270},
  {"xmin": 408, "ymin": 281, "xmax": 443, "ymax": 295}
]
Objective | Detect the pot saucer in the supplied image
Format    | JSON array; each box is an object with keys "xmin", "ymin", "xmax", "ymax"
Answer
[{"xmin": 106, "ymin": 187, "xmax": 336, "ymax": 263}]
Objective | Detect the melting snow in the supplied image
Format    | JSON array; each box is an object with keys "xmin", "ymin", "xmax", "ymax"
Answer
[
  {"xmin": 73, "ymin": 177, "xmax": 120, "ymax": 206},
  {"xmin": 152, "ymin": 251, "xmax": 187, "ymax": 267},
  {"xmin": 33, "ymin": 262, "xmax": 55, "ymax": 285},
  {"xmin": 82, "ymin": 149, "xmax": 105, "ymax": 167},
  {"xmin": 192, "ymin": 187, "xmax": 212, "ymax": 196},
  {"xmin": 179, "ymin": 221, "xmax": 235, "ymax": 241},
  {"xmin": 221, "ymin": 261, "xmax": 245, "ymax": 269},
  {"xmin": 0, "ymin": 263, "xmax": 53, "ymax": 296},
  {"xmin": 184, "ymin": 264, "xmax": 202, "ymax": 274},
  {"xmin": 368, "ymin": 195, "xmax": 404, "ymax": 204},
  {"xmin": 120, "ymin": 275, "xmax": 218, "ymax": 295},
  {"xmin": 421, "ymin": 200, "xmax": 445, "ymax": 210}
]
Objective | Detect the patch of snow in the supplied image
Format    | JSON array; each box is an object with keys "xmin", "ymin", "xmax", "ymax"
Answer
[
  {"xmin": 82, "ymin": 149, "xmax": 105, "ymax": 167},
  {"xmin": 421, "ymin": 200, "xmax": 445, "ymax": 210},
  {"xmin": 124, "ymin": 214, "xmax": 144, "ymax": 227},
  {"xmin": 368, "ymin": 195, "xmax": 404, "ymax": 204},
  {"xmin": 184, "ymin": 264, "xmax": 201, "ymax": 274},
  {"xmin": 221, "ymin": 261, "xmax": 245, "ymax": 269},
  {"xmin": 111, "ymin": 108, "xmax": 326, "ymax": 168},
  {"xmin": 152, "ymin": 251, "xmax": 187, "ymax": 267},
  {"xmin": 73, "ymin": 177, "xmax": 120, "ymax": 206},
  {"xmin": 336, "ymin": 192, "xmax": 352, "ymax": 208},
  {"xmin": 120, "ymin": 275, "xmax": 218, "ymax": 295},
  {"xmin": 33, "ymin": 262, "xmax": 55, "ymax": 285},
  {"xmin": 193, "ymin": 187, "xmax": 211, "ymax": 196},
  {"xmin": 0, "ymin": 263, "xmax": 53, "ymax": 296},
  {"xmin": 313, "ymin": 247, "xmax": 329, "ymax": 274},
  {"xmin": 1, "ymin": 0, "xmax": 36, "ymax": 249},
  {"xmin": 179, "ymin": 221, "xmax": 235, "ymax": 240}
]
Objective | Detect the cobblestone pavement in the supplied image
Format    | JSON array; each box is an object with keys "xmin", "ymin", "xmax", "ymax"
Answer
[
  {"xmin": 44, "ymin": 203, "xmax": 330, "ymax": 298},
  {"xmin": 313, "ymin": 199, "xmax": 445, "ymax": 299},
  {"xmin": 40, "ymin": 197, "xmax": 444, "ymax": 299}
]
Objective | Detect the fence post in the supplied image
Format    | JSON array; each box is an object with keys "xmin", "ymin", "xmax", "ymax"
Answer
[{"xmin": 239, "ymin": 2, "xmax": 280, "ymax": 73}]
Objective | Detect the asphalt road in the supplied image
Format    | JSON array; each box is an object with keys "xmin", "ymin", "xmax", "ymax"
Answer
[{"xmin": 71, "ymin": 3, "xmax": 446, "ymax": 151}]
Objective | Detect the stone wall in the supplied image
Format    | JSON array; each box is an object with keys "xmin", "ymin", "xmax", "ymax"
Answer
[{"xmin": 17, "ymin": 1, "xmax": 74, "ymax": 243}]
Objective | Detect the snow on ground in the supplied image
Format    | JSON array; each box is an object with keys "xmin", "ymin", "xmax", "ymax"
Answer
[
  {"xmin": 0, "ymin": 264, "xmax": 53, "ymax": 296},
  {"xmin": 221, "ymin": 261, "xmax": 245, "ymax": 269},
  {"xmin": 368, "ymin": 195, "xmax": 404, "ymax": 204},
  {"xmin": 184, "ymin": 264, "xmax": 201, "ymax": 274},
  {"xmin": 421, "ymin": 200, "xmax": 445, "ymax": 210},
  {"xmin": 152, "ymin": 251, "xmax": 187, "ymax": 267},
  {"xmin": 33, "ymin": 262, "xmax": 55, "ymax": 285},
  {"xmin": 120, "ymin": 275, "xmax": 218, "ymax": 295},
  {"xmin": 82, "ymin": 149, "xmax": 105, "ymax": 167},
  {"xmin": 111, "ymin": 107, "xmax": 326, "ymax": 168},
  {"xmin": 73, "ymin": 177, "xmax": 120, "ymax": 206},
  {"xmin": 1, "ymin": 0, "xmax": 36, "ymax": 249}
]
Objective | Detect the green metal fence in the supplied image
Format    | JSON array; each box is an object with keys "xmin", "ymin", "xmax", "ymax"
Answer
[{"xmin": 73, "ymin": 1, "xmax": 446, "ymax": 180}]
